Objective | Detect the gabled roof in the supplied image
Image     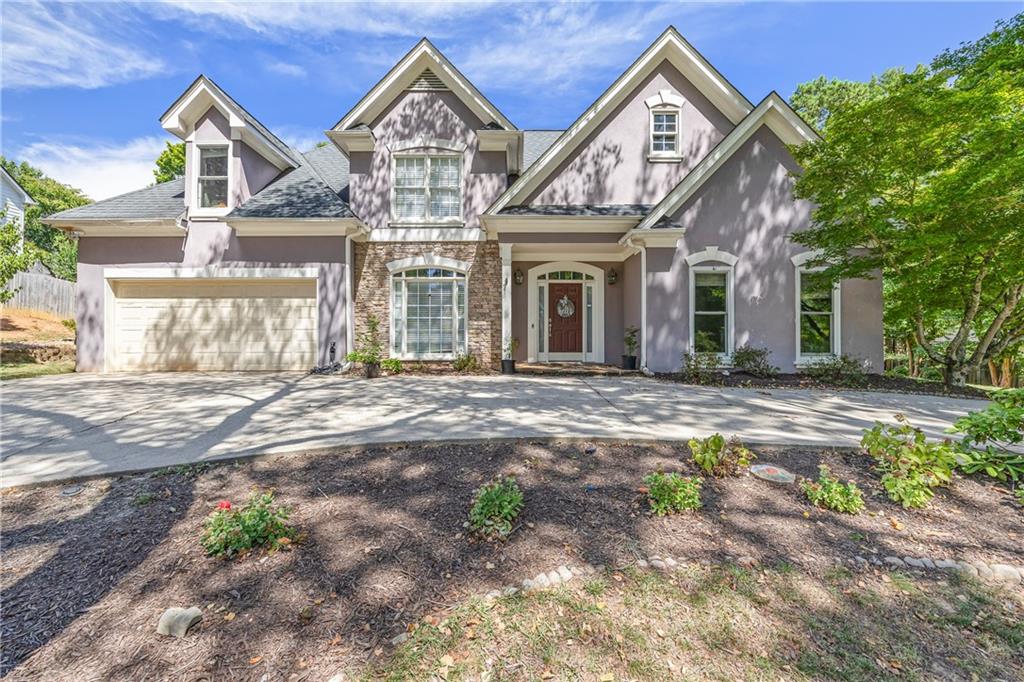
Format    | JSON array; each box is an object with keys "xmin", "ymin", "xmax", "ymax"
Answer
[
  {"xmin": 228, "ymin": 150, "xmax": 354, "ymax": 220},
  {"xmin": 1, "ymin": 167, "xmax": 36, "ymax": 205},
  {"xmin": 637, "ymin": 92, "xmax": 819, "ymax": 230},
  {"xmin": 161, "ymin": 75, "xmax": 302, "ymax": 170},
  {"xmin": 487, "ymin": 26, "xmax": 754, "ymax": 214},
  {"xmin": 46, "ymin": 178, "xmax": 185, "ymax": 224},
  {"xmin": 331, "ymin": 38, "xmax": 516, "ymax": 133},
  {"xmin": 521, "ymin": 130, "xmax": 563, "ymax": 170}
]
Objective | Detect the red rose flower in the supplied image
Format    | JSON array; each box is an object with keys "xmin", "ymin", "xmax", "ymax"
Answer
[{"xmin": 217, "ymin": 500, "xmax": 232, "ymax": 510}]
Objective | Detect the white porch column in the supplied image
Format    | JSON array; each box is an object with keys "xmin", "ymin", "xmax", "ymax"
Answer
[{"xmin": 500, "ymin": 243, "xmax": 513, "ymax": 359}]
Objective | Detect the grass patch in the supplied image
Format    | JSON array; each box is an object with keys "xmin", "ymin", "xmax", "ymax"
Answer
[{"xmin": 0, "ymin": 360, "xmax": 74, "ymax": 381}]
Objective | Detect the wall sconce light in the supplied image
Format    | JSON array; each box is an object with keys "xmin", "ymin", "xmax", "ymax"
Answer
[
  {"xmin": 514, "ymin": 268, "xmax": 524, "ymax": 285},
  {"xmin": 607, "ymin": 268, "xmax": 618, "ymax": 286}
]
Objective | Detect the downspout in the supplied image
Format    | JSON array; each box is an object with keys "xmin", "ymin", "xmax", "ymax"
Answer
[{"xmin": 345, "ymin": 234, "xmax": 355, "ymax": 369}]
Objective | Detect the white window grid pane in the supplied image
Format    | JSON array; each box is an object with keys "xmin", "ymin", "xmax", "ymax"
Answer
[
  {"xmin": 395, "ymin": 189, "xmax": 426, "ymax": 219},
  {"xmin": 430, "ymin": 189, "xmax": 459, "ymax": 218},
  {"xmin": 396, "ymin": 157, "xmax": 426, "ymax": 187},
  {"xmin": 429, "ymin": 157, "xmax": 460, "ymax": 188}
]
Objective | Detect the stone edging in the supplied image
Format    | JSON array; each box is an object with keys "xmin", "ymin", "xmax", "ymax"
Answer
[{"xmin": 855, "ymin": 554, "xmax": 1023, "ymax": 585}]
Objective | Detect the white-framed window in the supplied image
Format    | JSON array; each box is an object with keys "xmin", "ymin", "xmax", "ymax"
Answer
[
  {"xmin": 196, "ymin": 145, "xmax": 229, "ymax": 210},
  {"xmin": 391, "ymin": 267, "xmax": 467, "ymax": 359},
  {"xmin": 393, "ymin": 154, "xmax": 461, "ymax": 224},
  {"xmin": 686, "ymin": 248, "xmax": 737, "ymax": 361},
  {"xmin": 796, "ymin": 267, "xmax": 841, "ymax": 361},
  {"xmin": 650, "ymin": 109, "xmax": 679, "ymax": 155}
]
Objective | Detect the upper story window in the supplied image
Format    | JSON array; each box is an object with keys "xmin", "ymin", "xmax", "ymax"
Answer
[
  {"xmin": 197, "ymin": 145, "xmax": 229, "ymax": 210},
  {"xmin": 651, "ymin": 110, "xmax": 679, "ymax": 155},
  {"xmin": 393, "ymin": 155, "xmax": 461, "ymax": 223}
]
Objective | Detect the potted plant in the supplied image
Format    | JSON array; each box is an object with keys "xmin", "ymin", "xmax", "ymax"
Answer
[
  {"xmin": 346, "ymin": 315, "xmax": 385, "ymax": 378},
  {"xmin": 501, "ymin": 337, "xmax": 520, "ymax": 374},
  {"xmin": 622, "ymin": 326, "xmax": 639, "ymax": 370}
]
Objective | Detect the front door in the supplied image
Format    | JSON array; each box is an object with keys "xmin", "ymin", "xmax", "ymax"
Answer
[{"xmin": 548, "ymin": 283, "xmax": 582, "ymax": 353}]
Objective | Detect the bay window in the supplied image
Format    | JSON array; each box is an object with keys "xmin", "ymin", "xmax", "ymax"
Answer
[
  {"xmin": 393, "ymin": 155, "xmax": 461, "ymax": 223},
  {"xmin": 391, "ymin": 267, "xmax": 467, "ymax": 358}
]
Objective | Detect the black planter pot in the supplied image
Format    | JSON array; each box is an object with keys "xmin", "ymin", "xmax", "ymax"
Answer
[
  {"xmin": 501, "ymin": 359, "xmax": 517, "ymax": 374},
  {"xmin": 621, "ymin": 355, "xmax": 638, "ymax": 370},
  {"xmin": 364, "ymin": 363, "xmax": 381, "ymax": 379}
]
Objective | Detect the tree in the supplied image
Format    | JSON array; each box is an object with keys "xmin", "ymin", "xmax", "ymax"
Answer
[
  {"xmin": 0, "ymin": 157, "xmax": 91, "ymax": 282},
  {"xmin": 790, "ymin": 13, "xmax": 1024, "ymax": 387},
  {"xmin": 0, "ymin": 215, "xmax": 38, "ymax": 304},
  {"xmin": 153, "ymin": 142, "xmax": 186, "ymax": 183}
]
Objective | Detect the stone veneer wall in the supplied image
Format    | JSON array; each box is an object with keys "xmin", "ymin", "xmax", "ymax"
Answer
[{"xmin": 352, "ymin": 241, "xmax": 502, "ymax": 368}]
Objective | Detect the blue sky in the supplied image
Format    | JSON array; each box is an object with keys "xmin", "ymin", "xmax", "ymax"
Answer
[{"xmin": 1, "ymin": 1, "xmax": 1018, "ymax": 200}]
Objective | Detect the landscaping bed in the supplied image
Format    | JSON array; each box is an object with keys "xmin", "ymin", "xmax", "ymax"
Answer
[
  {"xmin": 661, "ymin": 371, "xmax": 992, "ymax": 399},
  {"xmin": 2, "ymin": 440, "xmax": 1021, "ymax": 680}
]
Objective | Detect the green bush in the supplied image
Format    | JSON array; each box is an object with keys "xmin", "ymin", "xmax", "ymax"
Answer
[
  {"xmin": 801, "ymin": 465, "xmax": 865, "ymax": 514},
  {"xmin": 731, "ymin": 345, "xmax": 779, "ymax": 378},
  {"xmin": 689, "ymin": 433, "xmax": 755, "ymax": 477},
  {"xmin": 452, "ymin": 353, "xmax": 479, "ymax": 373},
  {"xmin": 381, "ymin": 358, "xmax": 403, "ymax": 374},
  {"xmin": 1015, "ymin": 487, "xmax": 1024, "ymax": 507},
  {"xmin": 347, "ymin": 315, "xmax": 384, "ymax": 366},
  {"xmin": 468, "ymin": 477, "xmax": 523, "ymax": 539},
  {"xmin": 679, "ymin": 351, "xmax": 721, "ymax": 384},
  {"xmin": 949, "ymin": 389, "xmax": 1024, "ymax": 482},
  {"xmin": 201, "ymin": 490, "xmax": 296, "ymax": 558},
  {"xmin": 61, "ymin": 318, "xmax": 76, "ymax": 332},
  {"xmin": 799, "ymin": 354, "xmax": 867, "ymax": 386},
  {"xmin": 644, "ymin": 472, "xmax": 702, "ymax": 515},
  {"xmin": 861, "ymin": 415, "xmax": 956, "ymax": 508}
]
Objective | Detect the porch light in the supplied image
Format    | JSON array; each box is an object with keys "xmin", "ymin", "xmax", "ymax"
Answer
[
  {"xmin": 607, "ymin": 268, "xmax": 618, "ymax": 286},
  {"xmin": 514, "ymin": 268, "xmax": 524, "ymax": 285}
]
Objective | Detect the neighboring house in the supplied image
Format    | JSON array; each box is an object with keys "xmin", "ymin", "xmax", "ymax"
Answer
[
  {"xmin": 46, "ymin": 27, "xmax": 882, "ymax": 374},
  {"xmin": 2, "ymin": 166, "xmax": 36, "ymax": 252}
]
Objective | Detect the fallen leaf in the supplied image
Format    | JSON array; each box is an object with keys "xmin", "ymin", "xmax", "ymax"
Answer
[
  {"xmin": 249, "ymin": 655, "xmax": 262, "ymax": 665},
  {"xmin": 439, "ymin": 654, "xmax": 455, "ymax": 667},
  {"xmin": 541, "ymin": 671, "xmax": 555, "ymax": 680},
  {"xmin": 599, "ymin": 674, "xmax": 614, "ymax": 682},
  {"xmin": 889, "ymin": 517, "xmax": 905, "ymax": 531},
  {"xmin": 223, "ymin": 612, "xmax": 236, "ymax": 622}
]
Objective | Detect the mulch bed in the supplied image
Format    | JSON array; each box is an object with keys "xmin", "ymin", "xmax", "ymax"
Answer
[
  {"xmin": 659, "ymin": 371, "xmax": 992, "ymax": 399},
  {"xmin": 2, "ymin": 440, "xmax": 1021, "ymax": 680}
]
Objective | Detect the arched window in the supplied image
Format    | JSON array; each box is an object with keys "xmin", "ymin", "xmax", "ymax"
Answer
[
  {"xmin": 645, "ymin": 90, "xmax": 685, "ymax": 160},
  {"xmin": 390, "ymin": 266, "xmax": 468, "ymax": 359},
  {"xmin": 791, "ymin": 251, "xmax": 841, "ymax": 363},
  {"xmin": 686, "ymin": 248, "xmax": 738, "ymax": 358}
]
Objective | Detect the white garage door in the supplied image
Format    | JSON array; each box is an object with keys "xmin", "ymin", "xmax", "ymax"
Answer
[{"xmin": 110, "ymin": 279, "xmax": 317, "ymax": 371}]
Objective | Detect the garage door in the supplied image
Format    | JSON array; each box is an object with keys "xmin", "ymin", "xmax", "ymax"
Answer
[{"xmin": 110, "ymin": 279, "xmax": 317, "ymax": 371}]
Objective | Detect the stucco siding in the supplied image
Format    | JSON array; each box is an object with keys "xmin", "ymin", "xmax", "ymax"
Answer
[
  {"xmin": 525, "ymin": 60, "xmax": 733, "ymax": 206},
  {"xmin": 75, "ymin": 228, "xmax": 348, "ymax": 372},
  {"xmin": 188, "ymin": 107, "xmax": 281, "ymax": 208}
]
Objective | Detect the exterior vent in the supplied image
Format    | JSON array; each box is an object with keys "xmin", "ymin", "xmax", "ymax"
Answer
[{"xmin": 407, "ymin": 68, "xmax": 447, "ymax": 91}]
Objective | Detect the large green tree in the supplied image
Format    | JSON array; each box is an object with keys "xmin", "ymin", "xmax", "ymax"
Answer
[
  {"xmin": 0, "ymin": 216, "xmax": 38, "ymax": 303},
  {"xmin": 790, "ymin": 13, "xmax": 1024, "ymax": 387},
  {"xmin": 0, "ymin": 158, "xmax": 91, "ymax": 281},
  {"xmin": 153, "ymin": 142, "xmax": 186, "ymax": 183}
]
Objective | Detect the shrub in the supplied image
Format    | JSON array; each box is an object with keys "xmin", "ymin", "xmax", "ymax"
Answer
[
  {"xmin": 468, "ymin": 477, "xmax": 523, "ymax": 539},
  {"xmin": 644, "ymin": 472, "xmax": 702, "ymax": 515},
  {"xmin": 61, "ymin": 318, "xmax": 76, "ymax": 332},
  {"xmin": 452, "ymin": 353, "xmax": 479, "ymax": 373},
  {"xmin": 381, "ymin": 358, "xmax": 403, "ymax": 374},
  {"xmin": 623, "ymin": 326, "xmax": 640, "ymax": 357},
  {"xmin": 949, "ymin": 389, "xmax": 1024, "ymax": 481},
  {"xmin": 689, "ymin": 433, "xmax": 755, "ymax": 477},
  {"xmin": 801, "ymin": 465, "xmax": 865, "ymax": 514},
  {"xmin": 731, "ymin": 345, "xmax": 779, "ymax": 378},
  {"xmin": 861, "ymin": 415, "xmax": 956, "ymax": 509},
  {"xmin": 201, "ymin": 490, "xmax": 296, "ymax": 558},
  {"xmin": 800, "ymin": 354, "xmax": 867, "ymax": 386},
  {"xmin": 679, "ymin": 351, "xmax": 721, "ymax": 385},
  {"xmin": 347, "ymin": 315, "xmax": 384, "ymax": 366}
]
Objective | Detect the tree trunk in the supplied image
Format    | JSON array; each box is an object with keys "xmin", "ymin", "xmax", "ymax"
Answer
[
  {"xmin": 943, "ymin": 362, "xmax": 970, "ymax": 388},
  {"xmin": 988, "ymin": 359, "xmax": 999, "ymax": 386},
  {"xmin": 1000, "ymin": 357, "xmax": 1014, "ymax": 388},
  {"xmin": 906, "ymin": 335, "xmax": 917, "ymax": 377}
]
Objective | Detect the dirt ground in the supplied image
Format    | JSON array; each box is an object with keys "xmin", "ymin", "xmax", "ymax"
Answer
[
  {"xmin": 2, "ymin": 440, "xmax": 1021, "ymax": 680},
  {"xmin": 0, "ymin": 309, "xmax": 74, "ymax": 344},
  {"xmin": 661, "ymin": 371, "xmax": 993, "ymax": 399}
]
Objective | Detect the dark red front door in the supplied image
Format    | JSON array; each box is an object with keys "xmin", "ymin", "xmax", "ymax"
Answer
[{"xmin": 549, "ymin": 283, "xmax": 582, "ymax": 353}]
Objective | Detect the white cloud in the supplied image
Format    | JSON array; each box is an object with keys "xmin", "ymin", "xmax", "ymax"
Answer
[
  {"xmin": 266, "ymin": 61, "xmax": 308, "ymax": 78},
  {"xmin": 17, "ymin": 137, "xmax": 172, "ymax": 201},
  {"xmin": 1, "ymin": 1, "xmax": 166, "ymax": 89},
  {"xmin": 274, "ymin": 126, "xmax": 327, "ymax": 153}
]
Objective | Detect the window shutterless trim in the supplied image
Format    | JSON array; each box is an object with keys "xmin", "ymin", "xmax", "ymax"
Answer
[
  {"xmin": 390, "ymin": 152, "xmax": 463, "ymax": 226},
  {"xmin": 794, "ymin": 265, "xmax": 842, "ymax": 365},
  {"xmin": 389, "ymin": 265, "xmax": 469, "ymax": 360},
  {"xmin": 192, "ymin": 142, "xmax": 232, "ymax": 216}
]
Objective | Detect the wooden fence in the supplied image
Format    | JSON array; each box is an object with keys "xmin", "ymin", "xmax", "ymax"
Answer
[{"xmin": 4, "ymin": 272, "xmax": 76, "ymax": 318}]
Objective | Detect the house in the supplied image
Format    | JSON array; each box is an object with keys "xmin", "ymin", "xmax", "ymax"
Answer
[
  {"xmin": 46, "ymin": 27, "xmax": 883, "ymax": 374},
  {"xmin": 2, "ymin": 165, "xmax": 37, "ymax": 252}
]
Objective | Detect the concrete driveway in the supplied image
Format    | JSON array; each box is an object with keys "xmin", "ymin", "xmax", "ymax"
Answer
[{"xmin": 0, "ymin": 372, "xmax": 986, "ymax": 487}]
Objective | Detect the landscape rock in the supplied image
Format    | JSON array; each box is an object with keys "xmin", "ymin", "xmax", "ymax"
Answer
[
  {"xmin": 957, "ymin": 562, "xmax": 979, "ymax": 577},
  {"xmin": 904, "ymin": 557, "xmax": 925, "ymax": 568},
  {"xmin": 989, "ymin": 564, "xmax": 1021, "ymax": 584},
  {"xmin": 650, "ymin": 559, "xmax": 667, "ymax": 571},
  {"xmin": 884, "ymin": 556, "xmax": 905, "ymax": 568},
  {"xmin": 557, "ymin": 566, "xmax": 573, "ymax": 583},
  {"xmin": 157, "ymin": 606, "xmax": 203, "ymax": 638},
  {"xmin": 920, "ymin": 558, "xmax": 936, "ymax": 570},
  {"xmin": 664, "ymin": 557, "xmax": 678, "ymax": 569},
  {"xmin": 635, "ymin": 559, "xmax": 649, "ymax": 569},
  {"xmin": 935, "ymin": 559, "xmax": 958, "ymax": 570},
  {"xmin": 974, "ymin": 563, "xmax": 994, "ymax": 580},
  {"xmin": 547, "ymin": 570, "xmax": 563, "ymax": 585},
  {"xmin": 534, "ymin": 573, "xmax": 551, "ymax": 588},
  {"xmin": 390, "ymin": 633, "xmax": 409, "ymax": 646}
]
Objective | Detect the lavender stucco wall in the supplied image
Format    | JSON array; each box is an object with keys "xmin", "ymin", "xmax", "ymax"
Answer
[
  {"xmin": 349, "ymin": 90, "xmax": 507, "ymax": 231},
  {"xmin": 186, "ymin": 107, "xmax": 281, "ymax": 208},
  {"xmin": 75, "ymin": 225, "xmax": 348, "ymax": 372},
  {"xmin": 643, "ymin": 126, "xmax": 884, "ymax": 373},
  {"xmin": 525, "ymin": 60, "xmax": 733, "ymax": 206}
]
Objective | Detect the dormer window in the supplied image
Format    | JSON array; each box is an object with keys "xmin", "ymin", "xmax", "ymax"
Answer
[
  {"xmin": 197, "ymin": 145, "xmax": 229, "ymax": 209},
  {"xmin": 651, "ymin": 110, "xmax": 678, "ymax": 154}
]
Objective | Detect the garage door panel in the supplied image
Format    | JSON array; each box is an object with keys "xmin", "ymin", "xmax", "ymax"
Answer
[{"xmin": 111, "ymin": 278, "xmax": 318, "ymax": 372}]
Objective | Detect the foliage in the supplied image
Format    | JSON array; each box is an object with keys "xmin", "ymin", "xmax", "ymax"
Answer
[
  {"xmin": 790, "ymin": 14, "xmax": 1024, "ymax": 387},
  {"xmin": 153, "ymin": 141, "xmax": 186, "ymax": 183},
  {"xmin": 452, "ymin": 353, "xmax": 478, "ymax": 372},
  {"xmin": 731, "ymin": 344, "xmax": 779, "ymax": 378},
  {"xmin": 790, "ymin": 71, "xmax": 901, "ymax": 132},
  {"xmin": 644, "ymin": 472, "xmax": 702, "ymax": 515},
  {"xmin": 346, "ymin": 315, "xmax": 384, "ymax": 365},
  {"xmin": 0, "ymin": 218, "xmax": 38, "ymax": 303},
  {"xmin": 503, "ymin": 336, "xmax": 519, "ymax": 359},
  {"xmin": 688, "ymin": 433, "xmax": 755, "ymax": 477},
  {"xmin": 799, "ymin": 354, "xmax": 867, "ymax": 386},
  {"xmin": 623, "ymin": 326, "xmax": 640, "ymax": 356},
  {"xmin": 679, "ymin": 351, "xmax": 721, "ymax": 384},
  {"xmin": 801, "ymin": 465, "xmax": 865, "ymax": 514},
  {"xmin": 1, "ymin": 157, "xmax": 91, "ymax": 281},
  {"xmin": 201, "ymin": 490, "xmax": 296, "ymax": 558},
  {"xmin": 62, "ymin": 318, "xmax": 76, "ymax": 332},
  {"xmin": 1016, "ymin": 487, "xmax": 1024, "ymax": 507},
  {"xmin": 949, "ymin": 389, "xmax": 1024, "ymax": 481},
  {"xmin": 468, "ymin": 477, "xmax": 523, "ymax": 539},
  {"xmin": 861, "ymin": 415, "xmax": 956, "ymax": 508},
  {"xmin": 381, "ymin": 358, "xmax": 403, "ymax": 374}
]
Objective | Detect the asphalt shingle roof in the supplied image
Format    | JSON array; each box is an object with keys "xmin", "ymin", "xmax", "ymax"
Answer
[
  {"xmin": 522, "ymin": 130, "xmax": 563, "ymax": 170},
  {"xmin": 228, "ymin": 159, "xmax": 353, "ymax": 219},
  {"xmin": 498, "ymin": 204, "xmax": 652, "ymax": 217},
  {"xmin": 48, "ymin": 178, "xmax": 186, "ymax": 221}
]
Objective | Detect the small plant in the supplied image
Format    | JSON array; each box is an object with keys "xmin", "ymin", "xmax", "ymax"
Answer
[
  {"xmin": 861, "ymin": 415, "xmax": 956, "ymax": 509},
  {"xmin": 801, "ymin": 465, "xmax": 865, "ymax": 514},
  {"xmin": 201, "ymin": 490, "xmax": 297, "ymax": 558},
  {"xmin": 949, "ymin": 388, "xmax": 1024, "ymax": 481},
  {"xmin": 468, "ymin": 476, "xmax": 523, "ymax": 539},
  {"xmin": 689, "ymin": 433, "xmax": 755, "ymax": 477},
  {"xmin": 452, "ymin": 352, "xmax": 479, "ymax": 373},
  {"xmin": 644, "ymin": 472, "xmax": 702, "ymax": 515},
  {"xmin": 800, "ymin": 354, "xmax": 867, "ymax": 386},
  {"xmin": 347, "ymin": 315, "xmax": 385, "ymax": 377},
  {"xmin": 731, "ymin": 344, "xmax": 779, "ymax": 378},
  {"xmin": 381, "ymin": 358, "xmax": 403, "ymax": 374},
  {"xmin": 1015, "ymin": 487, "xmax": 1024, "ymax": 507},
  {"xmin": 133, "ymin": 492, "xmax": 156, "ymax": 506},
  {"xmin": 679, "ymin": 351, "xmax": 721, "ymax": 385},
  {"xmin": 61, "ymin": 318, "xmax": 76, "ymax": 332},
  {"xmin": 624, "ymin": 326, "xmax": 639, "ymax": 357},
  {"xmin": 503, "ymin": 336, "xmax": 520, "ymax": 358}
]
